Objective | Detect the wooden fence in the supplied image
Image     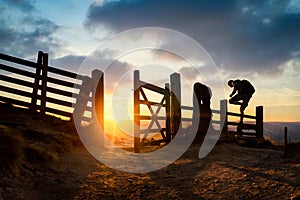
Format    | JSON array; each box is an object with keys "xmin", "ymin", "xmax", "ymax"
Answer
[
  {"xmin": 0, "ymin": 52, "xmax": 263, "ymax": 151},
  {"xmin": 223, "ymin": 100, "xmax": 263, "ymax": 139},
  {"xmin": 0, "ymin": 51, "xmax": 104, "ymax": 127},
  {"xmin": 133, "ymin": 70, "xmax": 264, "ymax": 152}
]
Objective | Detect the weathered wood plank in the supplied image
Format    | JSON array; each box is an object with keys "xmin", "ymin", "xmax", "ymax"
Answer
[
  {"xmin": 45, "ymin": 96, "xmax": 73, "ymax": 108},
  {"xmin": 0, "ymin": 63, "xmax": 36, "ymax": 78},
  {"xmin": 0, "ymin": 74, "xmax": 34, "ymax": 88},
  {"xmin": 0, "ymin": 85, "xmax": 32, "ymax": 98},
  {"xmin": 227, "ymin": 111, "xmax": 256, "ymax": 119},
  {"xmin": 181, "ymin": 105, "xmax": 193, "ymax": 110},
  {"xmin": 48, "ymin": 65, "xmax": 85, "ymax": 80},
  {"xmin": 0, "ymin": 53, "xmax": 38, "ymax": 68},
  {"xmin": 140, "ymin": 115, "xmax": 167, "ymax": 120},
  {"xmin": 139, "ymin": 80, "xmax": 165, "ymax": 95},
  {"xmin": 139, "ymin": 99, "xmax": 166, "ymax": 107},
  {"xmin": 0, "ymin": 96, "xmax": 31, "ymax": 107},
  {"xmin": 47, "ymin": 76, "xmax": 81, "ymax": 89}
]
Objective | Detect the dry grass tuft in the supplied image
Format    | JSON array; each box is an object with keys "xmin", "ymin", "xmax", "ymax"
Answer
[
  {"xmin": 0, "ymin": 125, "xmax": 24, "ymax": 176},
  {"xmin": 0, "ymin": 103, "xmax": 84, "ymax": 177}
]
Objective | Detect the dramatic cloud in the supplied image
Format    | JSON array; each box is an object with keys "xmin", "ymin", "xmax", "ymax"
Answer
[
  {"xmin": 85, "ymin": 0, "xmax": 300, "ymax": 76},
  {"xmin": 0, "ymin": 0, "xmax": 61, "ymax": 58}
]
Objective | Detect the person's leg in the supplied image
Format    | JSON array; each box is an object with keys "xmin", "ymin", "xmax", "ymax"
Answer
[
  {"xmin": 240, "ymin": 94, "xmax": 251, "ymax": 112},
  {"xmin": 229, "ymin": 94, "xmax": 242, "ymax": 105},
  {"xmin": 239, "ymin": 94, "xmax": 252, "ymax": 123}
]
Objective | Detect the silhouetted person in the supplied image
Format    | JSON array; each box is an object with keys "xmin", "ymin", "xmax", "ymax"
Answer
[
  {"xmin": 192, "ymin": 82, "xmax": 212, "ymax": 144},
  {"xmin": 228, "ymin": 79, "xmax": 255, "ymax": 123}
]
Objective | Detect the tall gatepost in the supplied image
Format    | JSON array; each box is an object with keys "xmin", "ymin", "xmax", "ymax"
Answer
[
  {"xmin": 170, "ymin": 72, "xmax": 181, "ymax": 137},
  {"xmin": 220, "ymin": 99, "xmax": 228, "ymax": 132},
  {"xmin": 256, "ymin": 106, "xmax": 263, "ymax": 139},
  {"xmin": 134, "ymin": 70, "xmax": 140, "ymax": 153},
  {"xmin": 92, "ymin": 69, "xmax": 104, "ymax": 132},
  {"xmin": 31, "ymin": 51, "xmax": 43, "ymax": 111},
  {"xmin": 40, "ymin": 53, "xmax": 48, "ymax": 114},
  {"xmin": 165, "ymin": 83, "xmax": 171, "ymax": 142},
  {"xmin": 73, "ymin": 76, "xmax": 92, "ymax": 123}
]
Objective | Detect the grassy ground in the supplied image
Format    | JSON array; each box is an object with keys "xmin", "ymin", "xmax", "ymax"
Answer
[{"xmin": 0, "ymin": 103, "xmax": 81, "ymax": 177}]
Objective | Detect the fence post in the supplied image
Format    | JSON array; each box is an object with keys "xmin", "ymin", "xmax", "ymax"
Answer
[
  {"xmin": 165, "ymin": 83, "xmax": 171, "ymax": 143},
  {"xmin": 92, "ymin": 69, "xmax": 104, "ymax": 132},
  {"xmin": 134, "ymin": 70, "xmax": 140, "ymax": 153},
  {"xmin": 73, "ymin": 76, "xmax": 92, "ymax": 123},
  {"xmin": 284, "ymin": 126, "xmax": 288, "ymax": 156},
  {"xmin": 30, "ymin": 51, "xmax": 43, "ymax": 111},
  {"xmin": 170, "ymin": 72, "xmax": 181, "ymax": 137},
  {"xmin": 256, "ymin": 106, "xmax": 263, "ymax": 138},
  {"xmin": 220, "ymin": 99, "xmax": 228, "ymax": 132},
  {"xmin": 40, "ymin": 53, "xmax": 48, "ymax": 114}
]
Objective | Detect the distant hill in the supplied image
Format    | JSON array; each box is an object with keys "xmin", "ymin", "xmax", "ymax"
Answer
[{"xmin": 264, "ymin": 122, "xmax": 300, "ymax": 144}]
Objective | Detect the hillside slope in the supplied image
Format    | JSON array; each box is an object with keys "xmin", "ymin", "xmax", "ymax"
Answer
[{"xmin": 0, "ymin": 103, "xmax": 299, "ymax": 199}]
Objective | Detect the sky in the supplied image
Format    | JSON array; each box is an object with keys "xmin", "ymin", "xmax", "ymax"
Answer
[{"xmin": 0, "ymin": 0, "xmax": 300, "ymax": 122}]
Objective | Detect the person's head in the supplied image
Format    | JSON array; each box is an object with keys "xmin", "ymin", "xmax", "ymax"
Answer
[{"xmin": 228, "ymin": 80, "xmax": 234, "ymax": 87}]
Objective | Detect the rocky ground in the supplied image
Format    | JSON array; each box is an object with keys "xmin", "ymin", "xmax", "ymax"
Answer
[{"xmin": 0, "ymin": 104, "xmax": 299, "ymax": 199}]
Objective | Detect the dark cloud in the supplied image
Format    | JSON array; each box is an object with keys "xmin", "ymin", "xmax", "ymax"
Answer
[
  {"xmin": 1, "ymin": 0, "xmax": 36, "ymax": 12},
  {"xmin": 85, "ymin": 0, "xmax": 300, "ymax": 76},
  {"xmin": 0, "ymin": 1, "xmax": 61, "ymax": 58}
]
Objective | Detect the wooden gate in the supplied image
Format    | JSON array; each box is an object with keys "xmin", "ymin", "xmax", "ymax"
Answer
[{"xmin": 133, "ymin": 70, "xmax": 171, "ymax": 153}]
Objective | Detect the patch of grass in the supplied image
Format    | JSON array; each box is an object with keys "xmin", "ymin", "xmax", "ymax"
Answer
[
  {"xmin": 23, "ymin": 144, "xmax": 59, "ymax": 163},
  {"xmin": 0, "ymin": 125, "xmax": 24, "ymax": 176},
  {"xmin": 0, "ymin": 103, "xmax": 84, "ymax": 176}
]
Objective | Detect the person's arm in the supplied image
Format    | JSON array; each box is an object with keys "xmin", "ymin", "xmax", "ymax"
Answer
[{"xmin": 230, "ymin": 82, "xmax": 238, "ymax": 97}]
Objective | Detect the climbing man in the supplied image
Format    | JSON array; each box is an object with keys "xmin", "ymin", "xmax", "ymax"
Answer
[{"xmin": 228, "ymin": 79, "xmax": 255, "ymax": 124}]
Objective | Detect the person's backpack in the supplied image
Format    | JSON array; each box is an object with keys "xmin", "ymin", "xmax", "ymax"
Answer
[{"xmin": 241, "ymin": 80, "xmax": 255, "ymax": 94}]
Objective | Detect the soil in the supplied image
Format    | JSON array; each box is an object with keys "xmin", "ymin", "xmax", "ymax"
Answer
[{"xmin": 1, "ymin": 142, "xmax": 299, "ymax": 200}]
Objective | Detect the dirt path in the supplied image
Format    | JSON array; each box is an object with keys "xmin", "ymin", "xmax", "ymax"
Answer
[
  {"xmin": 73, "ymin": 143, "xmax": 299, "ymax": 199},
  {"xmin": 1, "ymin": 143, "xmax": 299, "ymax": 200}
]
